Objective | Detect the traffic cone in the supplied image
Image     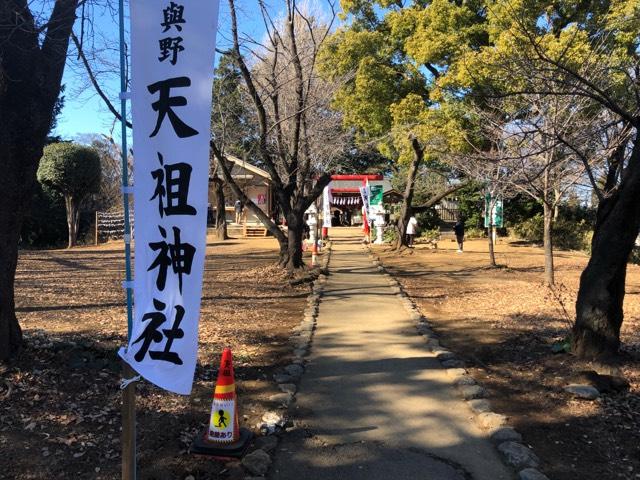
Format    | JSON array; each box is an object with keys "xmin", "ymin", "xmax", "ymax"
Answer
[{"xmin": 190, "ymin": 348, "xmax": 252, "ymax": 458}]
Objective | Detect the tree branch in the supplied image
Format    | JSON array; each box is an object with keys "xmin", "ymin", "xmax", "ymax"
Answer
[
  {"xmin": 71, "ymin": 31, "xmax": 132, "ymax": 129},
  {"xmin": 301, "ymin": 172, "xmax": 332, "ymax": 212},
  {"xmin": 411, "ymin": 182, "xmax": 469, "ymax": 212},
  {"xmin": 40, "ymin": 0, "xmax": 80, "ymax": 110},
  {"xmin": 228, "ymin": 0, "xmax": 284, "ymax": 194},
  {"xmin": 211, "ymin": 138, "xmax": 288, "ymax": 244}
]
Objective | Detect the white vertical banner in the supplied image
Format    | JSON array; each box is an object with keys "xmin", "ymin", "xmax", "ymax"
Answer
[
  {"xmin": 118, "ymin": 0, "xmax": 220, "ymax": 394},
  {"xmin": 359, "ymin": 185, "xmax": 371, "ymax": 223},
  {"xmin": 322, "ymin": 183, "xmax": 332, "ymax": 228}
]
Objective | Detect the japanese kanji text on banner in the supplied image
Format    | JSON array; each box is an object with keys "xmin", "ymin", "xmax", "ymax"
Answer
[{"xmin": 118, "ymin": 0, "xmax": 220, "ymax": 394}]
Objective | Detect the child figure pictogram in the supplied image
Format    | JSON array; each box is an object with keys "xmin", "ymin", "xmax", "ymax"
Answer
[{"xmin": 216, "ymin": 409, "xmax": 228, "ymax": 428}]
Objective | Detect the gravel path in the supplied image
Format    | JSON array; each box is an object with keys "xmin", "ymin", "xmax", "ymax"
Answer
[{"xmin": 271, "ymin": 232, "xmax": 513, "ymax": 480}]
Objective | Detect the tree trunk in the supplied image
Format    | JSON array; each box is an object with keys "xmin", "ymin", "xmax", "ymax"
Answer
[
  {"xmin": 488, "ymin": 226, "xmax": 496, "ymax": 267},
  {"xmin": 211, "ymin": 177, "xmax": 228, "ymax": 241},
  {"xmin": 0, "ymin": 0, "xmax": 78, "ymax": 360},
  {"xmin": 0, "ymin": 227, "xmax": 23, "ymax": 361},
  {"xmin": 0, "ymin": 128, "xmax": 50, "ymax": 363},
  {"xmin": 0, "ymin": 151, "xmax": 40, "ymax": 362},
  {"xmin": 543, "ymin": 203, "xmax": 555, "ymax": 286},
  {"xmin": 64, "ymin": 195, "xmax": 78, "ymax": 248},
  {"xmin": 395, "ymin": 138, "xmax": 423, "ymax": 251},
  {"xmin": 573, "ymin": 135, "xmax": 640, "ymax": 359},
  {"xmin": 284, "ymin": 213, "xmax": 304, "ymax": 271},
  {"xmin": 277, "ymin": 241, "xmax": 290, "ymax": 269},
  {"xmin": 211, "ymin": 144, "xmax": 331, "ymax": 272}
]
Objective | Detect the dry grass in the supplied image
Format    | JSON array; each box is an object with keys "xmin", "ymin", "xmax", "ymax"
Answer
[
  {"xmin": 374, "ymin": 237, "xmax": 640, "ymax": 480},
  {"xmin": 1, "ymin": 235, "xmax": 312, "ymax": 480}
]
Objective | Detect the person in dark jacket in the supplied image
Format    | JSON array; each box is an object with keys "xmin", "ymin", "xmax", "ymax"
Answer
[
  {"xmin": 234, "ymin": 199, "xmax": 243, "ymax": 224},
  {"xmin": 303, "ymin": 214, "xmax": 311, "ymax": 239},
  {"xmin": 453, "ymin": 218, "xmax": 465, "ymax": 253}
]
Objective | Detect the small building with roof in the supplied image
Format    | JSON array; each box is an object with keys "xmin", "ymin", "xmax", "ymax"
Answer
[{"xmin": 208, "ymin": 156, "xmax": 274, "ymax": 236}]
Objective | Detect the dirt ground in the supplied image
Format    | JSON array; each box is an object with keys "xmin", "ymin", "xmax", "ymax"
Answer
[
  {"xmin": 373, "ymin": 235, "xmax": 640, "ymax": 480},
  {"xmin": 1, "ymin": 234, "xmax": 314, "ymax": 480}
]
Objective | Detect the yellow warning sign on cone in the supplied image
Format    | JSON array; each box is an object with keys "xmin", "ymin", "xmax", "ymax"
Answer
[{"xmin": 190, "ymin": 348, "xmax": 252, "ymax": 457}]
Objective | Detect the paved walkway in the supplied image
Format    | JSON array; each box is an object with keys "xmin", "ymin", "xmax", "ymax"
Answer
[{"xmin": 271, "ymin": 232, "xmax": 513, "ymax": 480}]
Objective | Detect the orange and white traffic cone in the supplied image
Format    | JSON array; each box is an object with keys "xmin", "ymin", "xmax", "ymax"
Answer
[{"xmin": 190, "ymin": 348, "xmax": 252, "ymax": 458}]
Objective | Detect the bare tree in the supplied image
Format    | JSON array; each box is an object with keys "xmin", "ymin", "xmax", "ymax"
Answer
[
  {"xmin": 459, "ymin": 92, "xmax": 602, "ymax": 283},
  {"xmin": 451, "ymin": 111, "xmax": 517, "ymax": 266},
  {"xmin": 212, "ymin": 0, "xmax": 348, "ymax": 271},
  {"xmin": 76, "ymin": 133, "xmax": 133, "ymax": 212},
  {"xmin": 71, "ymin": 1, "xmax": 352, "ymax": 268},
  {"xmin": 467, "ymin": 13, "xmax": 640, "ymax": 357},
  {"xmin": 1, "ymin": 0, "xmax": 81, "ymax": 360},
  {"xmin": 513, "ymin": 41, "xmax": 638, "ymax": 358},
  {"xmin": 68, "ymin": 3, "xmax": 130, "ymax": 129},
  {"xmin": 209, "ymin": 52, "xmax": 257, "ymax": 241}
]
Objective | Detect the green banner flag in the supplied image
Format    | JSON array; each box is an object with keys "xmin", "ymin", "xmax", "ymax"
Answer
[
  {"xmin": 484, "ymin": 193, "xmax": 504, "ymax": 228},
  {"xmin": 370, "ymin": 185, "xmax": 384, "ymax": 206}
]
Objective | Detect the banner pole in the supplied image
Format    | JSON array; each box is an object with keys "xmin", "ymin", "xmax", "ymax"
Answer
[
  {"xmin": 121, "ymin": 361, "xmax": 136, "ymax": 480},
  {"xmin": 118, "ymin": 0, "xmax": 136, "ymax": 478}
]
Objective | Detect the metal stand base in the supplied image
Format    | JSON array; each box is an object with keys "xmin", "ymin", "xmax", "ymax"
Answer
[{"xmin": 190, "ymin": 428, "xmax": 253, "ymax": 459}]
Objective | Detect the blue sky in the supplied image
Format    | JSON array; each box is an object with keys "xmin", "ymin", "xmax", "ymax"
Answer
[
  {"xmin": 56, "ymin": 78, "xmax": 120, "ymax": 139},
  {"xmin": 54, "ymin": 0, "xmax": 275, "ymax": 141}
]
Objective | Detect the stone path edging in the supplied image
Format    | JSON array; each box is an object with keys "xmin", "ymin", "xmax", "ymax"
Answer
[
  {"xmin": 365, "ymin": 245, "xmax": 550, "ymax": 480},
  {"xmin": 239, "ymin": 242, "xmax": 333, "ymax": 480}
]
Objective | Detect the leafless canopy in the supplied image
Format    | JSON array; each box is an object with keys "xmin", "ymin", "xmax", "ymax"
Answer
[
  {"xmin": 211, "ymin": 0, "xmax": 349, "ymax": 268},
  {"xmin": 464, "ymin": 8, "xmax": 640, "ymax": 204}
]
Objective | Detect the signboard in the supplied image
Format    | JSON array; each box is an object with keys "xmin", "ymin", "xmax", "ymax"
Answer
[
  {"xmin": 484, "ymin": 193, "xmax": 504, "ymax": 228},
  {"xmin": 118, "ymin": 0, "xmax": 219, "ymax": 395},
  {"xmin": 208, "ymin": 399, "xmax": 235, "ymax": 441},
  {"xmin": 370, "ymin": 185, "xmax": 383, "ymax": 206}
]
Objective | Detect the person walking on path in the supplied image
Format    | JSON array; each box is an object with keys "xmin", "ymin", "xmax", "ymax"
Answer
[
  {"xmin": 234, "ymin": 199, "xmax": 243, "ymax": 224},
  {"xmin": 406, "ymin": 214, "xmax": 418, "ymax": 247},
  {"xmin": 454, "ymin": 218, "xmax": 465, "ymax": 253}
]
